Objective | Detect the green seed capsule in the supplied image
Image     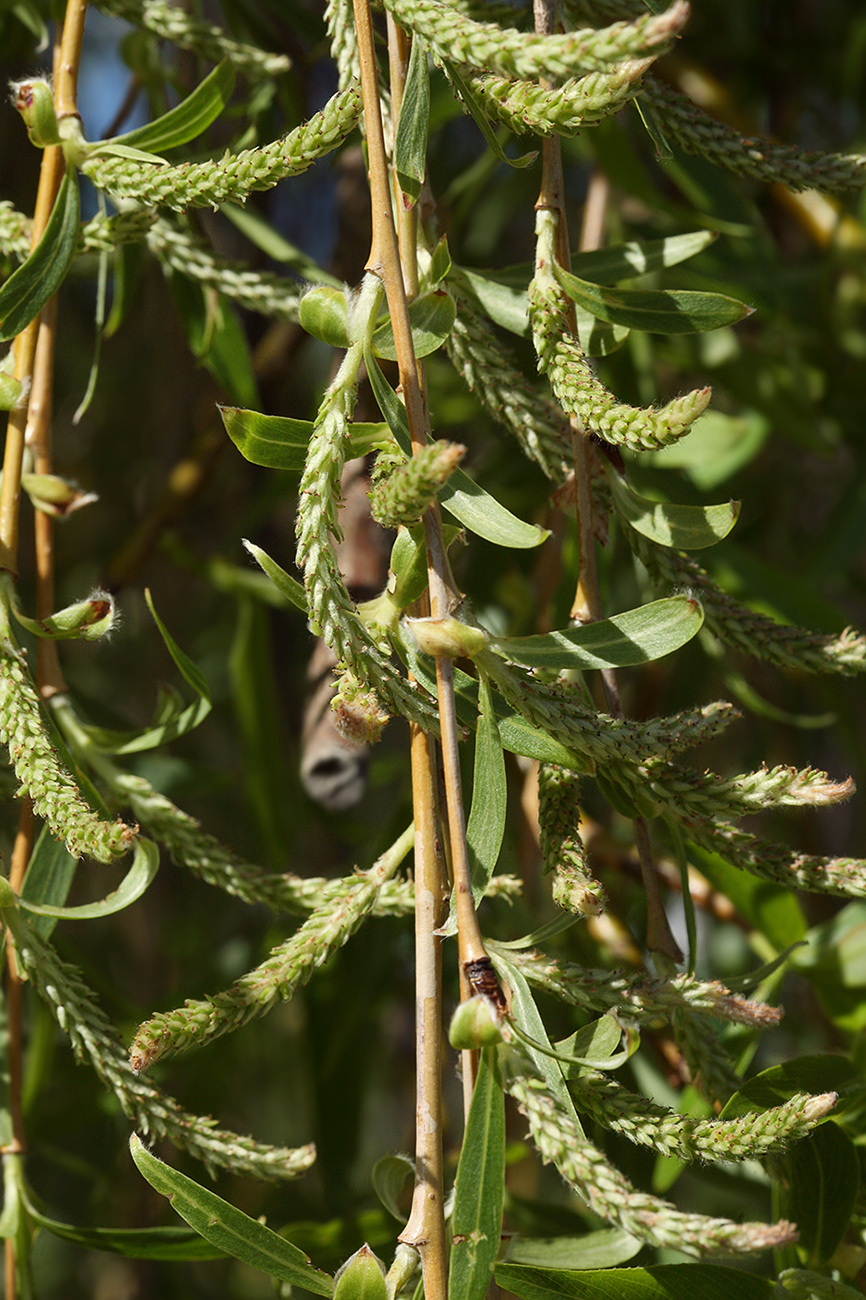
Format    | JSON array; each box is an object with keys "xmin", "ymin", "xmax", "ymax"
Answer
[{"xmin": 299, "ymin": 285, "xmax": 350, "ymax": 349}]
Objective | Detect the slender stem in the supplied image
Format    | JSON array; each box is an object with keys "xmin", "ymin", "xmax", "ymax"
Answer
[{"xmin": 54, "ymin": 0, "xmax": 88, "ymax": 122}]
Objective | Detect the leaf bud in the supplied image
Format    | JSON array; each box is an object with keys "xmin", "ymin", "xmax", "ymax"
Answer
[
  {"xmin": 449, "ymin": 995, "xmax": 504, "ymax": 1049},
  {"xmin": 10, "ymin": 78, "xmax": 61, "ymax": 148},
  {"xmin": 0, "ymin": 372, "xmax": 24, "ymax": 412},
  {"xmin": 405, "ymin": 615, "xmax": 488, "ymax": 660},
  {"xmin": 14, "ymin": 589, "xmax": 116, "ymax": 642},
  {"xmin": 21, "ymin": 472, "xmax": 98, "ymax": 518},
  {"xmin": 334, "ymin": 1245, "xmax": 388, "ymax": 1300},
  {"xmin": 299, "ymin": 285, "xmax": 350, "ymax": 349}
]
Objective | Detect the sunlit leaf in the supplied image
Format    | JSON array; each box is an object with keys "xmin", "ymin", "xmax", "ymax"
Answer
[
  {"xmin": 608, "ymin": 471, "xmax": 740, "ymax": 550},
  {"xmin": 495, "ymin": 1263, "xmax": 775, "ymax": 1300},
  {"xmin": 18, "ymin": 838, "xmax": 158, "ymax": 920},
  {"xmin": 220, "ymin": 406, "xmax": 390, "ymax": 470},
  {"xmin": 494, "ymin": 597, "xmax": 703, "ymax": 671},
  {"xmin": 553, "ymin": 261, "xmax": 752, "ymax": 334},
  {"xmin": 372, "ymin": 289, "xmax": 456, "ymax": 360},
  {"xmin": 449, "ymin": 1048, "xmax": 505, "ymax": 1300},
  {"xmin": 394, "ymin": 35, "xmax": 429, "ymax": 206},
  {"xmin": 504, "ymin": 1230, "xmax": 641, "ymax": 1270},
  {"xmin": 130, "ymin": 1135, "xmax": 334, "ymax": 1292},
  {"xmin": 0, "ymin": 169, "xmax": 80, "ymax": 342},
  {"xmin": 104, "ymin": 60, "xmax": 236, "ymax": 154},
  {"xmin": 243, "ymin": 540, "xmax": 307, "ymax": 612},
  {"xmin": 786, "ymin": 1123, "xmax": 860, "ymax": 1267},
  {"xmin": 445, "ymin": 64, "xmax": 537, "ymax": 169}
]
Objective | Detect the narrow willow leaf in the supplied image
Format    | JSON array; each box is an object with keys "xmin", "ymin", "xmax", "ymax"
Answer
[
  {"xmin": 0, "ymin": 169, "xmax": 79, "ymax": 342},
  {"xmin": 104, "ymin": 60, "xmax": 236, "ymax": 153},
  {"xmin": 221, "ymin": 203, "xmax": 341, "ymax": 285},
  {"xmin": 555, "ymin": 1015, "xmax": 625, "ymax": 1079},
  {"xmin": 493, "ymin": 596, "xmax": 703, "ymax": 670},
  {"xmin": 489, "ymin": 950, "xmax": 584, "ymax": 1135},
  {"xmin": 365, "ymin": 349, "xmax": 547, "ymax": 548},
  {"xmin": 719, "ymin": 1055, "xmax": 858, "ymax": 1122},
  {"xmin": 785, "ymin": 1123, "xmax": 860, "ymax": 1267},
  {"xmin": 372, "ymin": 289, "xmax": 456, "ymax": 360},
  {"xmin": 504, "ymin": 1230, "xmax": 642, "ymax": 1270},
  {"xmin": 452, "ymin": 266, "xmax": 530, "ymax": 337},
  {"xmin": 449, "ymin": 1048, "xmax": 505, "ymax": 1300},
  {"xmin": 145, "ymin": 589, "xmax": 210, "ymax": 703},
  {"xmin": 445, "ymin": 64, "xmax": 538, "ymax": 169},
  {"xmin": 394, "ymin": 35, "xmax": 429, "ymax": 206},
  {"xmin": 552, "ymin": 261, "xmax": 753, "ymax": 334},
  {"xmin": 18, "ymin": 838, "xmax": 159, "ymax": 920},
  {"xmin": 608, "ymin": 471, "xmax": 740, "ymax": 550},
  {"xmin": 494, "ymin": 1263, "xmax": 775, "ymax": 1300},
  {"xmin": 371, "ymin": 1154, "xmax": 414, "ymax": 1222},
  {"xmin": 220, "ymin": 406, "xmax": 389, "ymax": 470},
  {"xmin": 25, "ymin": 1210, "xmax": 224, "ymax": 1262},
  {"xmin": 571, "ymin": 231, "xmax": 717, "ymax": 284},
  {"xmin": 244, "ymin": 540, "xmax": 308, "ymax": 612},
  {"xmin": 19, "ymin": 826, "xmax": 77, "ymax": 939},
  {"xmin": 129, "ymin": 1134, "xmax": 334, "ymax": 1292}
]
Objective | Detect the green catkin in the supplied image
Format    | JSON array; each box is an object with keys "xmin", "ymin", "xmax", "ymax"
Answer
[
  {"xmin": 83, "ymin": 86, "xmax": 363, "ymax": 210},
  {"xmin": 93, "ymin": 0, "xmax": 291, "ymax": 76},
  {"xmin": 457, "ymin": 60, "xmax": 652, "ymax": 138},
  {"xmin": 0, "ymin": 641, "xmax": 134, "ymax": 862},
  {"xmin": 507, "ymin": 1067, "xmax": 798, "ymax": 1257},
  {"xmin": 382, "ymin": 0, "xmax": 689, "ymax": 82},
  {"xmin": 4, "ymin": 904, "xmax": 314, "ymax": 1180},
  {"xmin": 537, "ymin": 764, "xmax": 605, "ymax": 915},
  {"xmin": 368, "ymin": 442, "xmax": 465, "ymax": 527}
]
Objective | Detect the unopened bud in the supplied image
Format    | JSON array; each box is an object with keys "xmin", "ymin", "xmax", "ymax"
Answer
[
  {"xmin": 11, "ymin": 78, "xmax": 61, "ymax": 148},
  {"xmin": 334, "ymin": 1245, "xmax": 387, "ymax": 1300},
  {"xmin": 21, "ymin": 473, "xmax": 98, "ymax": 518},
  {"xmin": 0, "ymin": 373, "xmax": 23, "ymax": 411},
  {"xmin": 299, "ymin": 285, "xmax": 350, "ymax": 349},
  {"xmin": 15, "ymin": 590, "xmax": 115, "ymax": 642},
  {"xmin": 449, "ymin": 995, "xmax": 504, "ymax": 1049},
  {"xmin": 405, "ymin": 615, "xmax": 488, "ymax": 660}
]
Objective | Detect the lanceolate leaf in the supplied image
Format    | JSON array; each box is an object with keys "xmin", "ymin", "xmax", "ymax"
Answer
[
  {"xmin": 504, "ymin": 1230, "xmax": 641, "ymax": 1270},
  {"xmin": 19, "ymin": 827, "xmax": 77, "ymax": 938},
  {"xmin": 571, "ymin": 230, "xmax": 717, "ymax": 285},
  {"xmin": 18, "ymin": 837, "xmax": 158, "ymax": 920},
  {"xmin": 449, "ymin": 1048, "xmax": 506, "ymax": 1300},
  {"xmin": 104, "ymin": 60, "xmax": 236, "ymax": 154},
  {"xmin": 372, "ymin": 288, "xmax": 456, "ymax": 360},
  {"xmin": 608, "ymin": 471, "xmax": 740, "ymax": 550},
  {"xmin": 493, "ymin": 597, "xmax": 703, "ymax": 671},
  {"xmin": 220, "ymin": 406, "xmax": 390, "ymax": 470},
  {"xmin": 365, "ymin": 349, "xmax": 548, "ymax": 549},
  {"xmin": 0, "ymin": 168, "xmax": 80, "ymax": 342},
  {"xmin": 243, "ymin": 540, "xmax": 308, "ymax": 612},
  {"xmin": 494, "ymin": 1263, "xmax": 775, "ymax": 1300},
  {"xmin": 129, "ymin": 1135, "xmax": 334, "ymax": 1293},
  {"xmin": 445, "ymin": 64, "xmax": 538, "ymax": 169},
  {"xmin": 25, "ymin": 1208, "xmax": 224, "ymax": 1261},
  {"xmin": 394, "ymin": 34, "xmax": 430, "ymax": 206},
  {"xmin": 552, "ymin": 261, "xmax": 753, "ymax": 334}
]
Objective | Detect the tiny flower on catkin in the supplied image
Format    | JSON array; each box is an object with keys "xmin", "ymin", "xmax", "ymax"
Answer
[{"xmin": 332, "ymin": 671, "xmax": 390, "ymax": 744}]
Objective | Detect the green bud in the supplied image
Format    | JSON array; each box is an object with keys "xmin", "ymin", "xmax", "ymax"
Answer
[
  {"xmin": 405, "ymin": 615, "xmax": 488, "ymax": 660},
  {"xmin": 0, "ymin": 877, "xmax": 16, "ymax": 909},
  {"xmin": 334, "ymin": 1245, "xmax": 388, "ymax": 1300},
  {"xmin": 11, "ymin": 78, "xmax": 61, "ymax": 148},
  {"xmin": 449, "ymin": 995, "xmax": 504, "ymax": 1049},
  {"xmin": 21, "ymin": 473, "xmax": 98, "ymax": 518},
  {"xmin": 0, "ymin": 373, "xmax": 24, "ymax": 412},
  {"xmin": 299, "ymin": 285, "xmax": 350, "ymax": 349},
  {"xmin": 14, "ymin": 590, "xmax": 115, "ymax": 642}
]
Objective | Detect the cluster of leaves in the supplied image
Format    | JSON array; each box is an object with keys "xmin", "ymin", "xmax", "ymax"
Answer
[{"xmin": 1, "ymin": 0, "xmax": 866, "ymax": 1297}]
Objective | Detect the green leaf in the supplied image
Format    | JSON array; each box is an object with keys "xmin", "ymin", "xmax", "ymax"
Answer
[
  {"xmin": 504, "ymin": 1230, "xmax": 641, "ymax": 1270},
  {"xmin": 494, "ymin": 1263, "xmax": 775, "ymax": 1300},
  {"xmin": 719, "ymin": 1055, "xmax": 859, "ymax": 1122},
  {"xmin": 26, "ymin": 1211, "xmax": 224, "ymax": 1262},
  {"xmin": 372, "ymin": 289, "xmax": 456, "ymax": 360},
  {"xmin": 449, "ymin": 1048, "xmax": 506, "ymax": 1300},
  {"xmin": 145, "ymin": 588, "xmax": 210, "ymax": 703},
  {"xmin": 493, "ymin": 596, "xmax": 703, "ymax": 671},
  {"xmin": 0, "ymin": 169, "xmax": 80, "ymax": 342},
  {"xmin": 571, "ymin": 231, "xmax": 717, "ymax": 285},
  {"xmin": 18, "ymin": 838, "xmax": 158, "ymax": 920},
  {"xmin": 243, "ymin": 540, "xmax": 307, "ymax": 612},
  {"xmin": 105, "ymin": 60, "xmax": 236, "ymax": 154},
  {"xmin": 168, "ymin": 275, "xmax": 258, "ymax": 407},
  {"xmin": 445, "ymin": 64, "xmax": 538, "ymax": 169},
  {"xmin": 792, "ymin": 903, "xmax": 866, "ymax": 1033},
  {"xmin": 221, "ymin": 203, "xmax": 340, "ymax": 285},
  {"xmin": 333, "ymin": 1246, "xmax": 387, "ymax": 1300},
  {"xmin": 608, "ymin": 471, "xmax": 739, "ymax": 550},
  {"xmin": 489, "ymin": 949, "xmax": 584, "ymax": 1136},
  {"xmin": 129, "ymin": 1134, "xmax": 334, "ymax": 1293},
  {"xmin": 553, "ymin": 261, "xmax": 752, "ymax": 334},
  {"xmin": 371, "ymin": 1154, "xmax": 414, "ymax": 1222},
  {"xmin": 555, "ymin": 1016, "xmax": 625, "ymax": 1079},
  {"xmin": 394, "ymin": 36, "xmax": 430, "ymax": 206},
  {"xmin": 220, "ymin": 405, "xmax": 390, "ymax": 470},
  {"xmin": 785, "ymin": 1123, "xmax": 860, "ymax": 1267},
  {"xmin": 452, "ymin": 266, "xmax": 530, "ymax": 337},
  {"xmin": 19, "ymin": 827, "xmax": 77, "ymax": 939},
  {"xmin": 645, "ymin": 410, "xmax": 770, "ymax": 490},
  {"xmin": 365, "ymin": 349, "xmax": 548, "ymax": 549},
  {"xmin": 685, "ymin": 844, "xmax": 806, "ymax": 954}
]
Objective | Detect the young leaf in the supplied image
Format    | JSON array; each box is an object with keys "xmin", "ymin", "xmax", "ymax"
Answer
[
  {"xmin": 18, "ymin": 838, "xmax": 158, "ymax": 921},
  {"xmin": 145, "ymin": 588, "xmax": 211, "ymax": 703},
  {"xmin": 371, "ymin": 289, "xmax": 456, "ymax": 360},
  {"xmin": 504, "ymin": 1230, "xmax": 641, "ymax": 1270},
  {"xmin": 243, "ymin": 540, "xmax": 308, "ymax": 612},
  {"xmin": 334, "ymin": 1246, "xmax": 388, "ymax": 1300},
  {"xmin": 24, "ymin": 1209, "xmax": 223, "ymax": 1261},
  {"xmin": 571, "ymin": 231, "xmax": 717, "ymax": 284},
  {"xmin": 394, "ymin": 35, "xmax": 430, "ymax": 206},
  {"xmin": 220, "ymin": 406, "xmax": 389, "ymax": 470},
  {"xmin": 104, "ymin": 60, "xmax": 236, "ymax": 154},
  {"xmin": 18, "ymin": 826, "xmax": 77, "ymax": 938},
  {"xmin": 445, "ymin": 64, "xmax": 538, "ymax": 169},
  {"xmin": 608, "ymin": 471, "xmax": 740, "ymax": 550},
  {"xmin": 449, "ymin": 1048, "xmax": 506, "ymax": 1300},
  {"xmin": 129, "ymin": 1134, "xmax": 334, "ymax": 1292},
  {"xmin": 553, "ymin": 261, "xmax": 753, "ymax": 334},
  {"xmin": 0, "ymin": 168, "xmax": 80, "ymax": 342},
  {"xmin": 494, "ymin": 1263, "xmax": 775, "ymax": 1300},
  {"xmin": 371, "ymin": 1154, "xmax": 414, "ymax": 1222},
  {"xmin": 365, "ymin": 349, "xmax": 548, "ymax": 548},
  {"xmin": 492, "ymin": 596, "xmax": 703, "ymax": 671},
  {"xmin": 719, "ymin": 1055, "xmax": 859, "ymax": 1122}
]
